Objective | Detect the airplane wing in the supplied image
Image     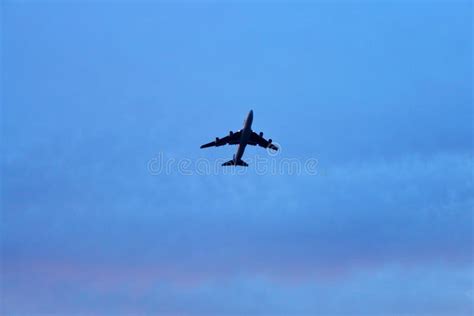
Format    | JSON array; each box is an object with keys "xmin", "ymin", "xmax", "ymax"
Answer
[
  {"xmin": 200, "ymin": 131, "xmax": 242, "ymax": 148},
  {"xmin": 249, "ymin": 131, "xmax": 278, "ymax": 151}
]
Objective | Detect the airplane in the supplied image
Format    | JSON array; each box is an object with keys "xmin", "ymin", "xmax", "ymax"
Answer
[{"xmin": 200, "ymin": 110, "xmax": 278, "ymax": 166}]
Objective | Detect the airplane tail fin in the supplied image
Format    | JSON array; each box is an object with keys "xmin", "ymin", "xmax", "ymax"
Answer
[{"xmin": 222, "ymin": 159, "xmax": 248, "ymax": 167}]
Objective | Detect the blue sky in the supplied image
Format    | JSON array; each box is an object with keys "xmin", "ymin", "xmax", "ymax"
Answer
[{"xmin": 1, "ymin": 1, "xmax": 473, "ymax": 315}]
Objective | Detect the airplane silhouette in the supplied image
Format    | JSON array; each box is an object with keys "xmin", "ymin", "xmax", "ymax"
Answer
[{"xmin": 200, "ymin": 110, "xmax": 278, "ymax": 166}]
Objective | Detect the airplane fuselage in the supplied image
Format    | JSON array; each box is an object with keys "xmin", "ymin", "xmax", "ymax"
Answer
[{"xmin": 235, "ymin": 110, "xmax": 253, "ymax": 163}]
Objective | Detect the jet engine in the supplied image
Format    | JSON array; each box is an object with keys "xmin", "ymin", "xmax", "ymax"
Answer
[
  {"xmin": 259, "ymin": 132, "xmax": 263, "ymax": 137},
  {"xmin": 268, "ymin": 139, "xmax": 272, "ymax": 144},
  {"xmin": 216, "ymin": 137, "xmax": 220, "ymax": 142},
  {"xmin": 229, "ymin": 131, "xmax": 234, "ymax": 136}
]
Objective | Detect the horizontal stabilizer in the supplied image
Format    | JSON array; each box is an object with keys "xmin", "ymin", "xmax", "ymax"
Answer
[
  {"xmin": 222, "ymin": 159, "xmax": 248, "ymax": 167},
  {"xmin": 222, "ymin": 160, "xmax": 234, "ymax": 166}
]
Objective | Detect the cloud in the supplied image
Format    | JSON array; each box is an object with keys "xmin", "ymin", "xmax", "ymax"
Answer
[
  {"xmin": 2, "ymin": 263, "xmax": 473, "ymax": 315},
  {"xmin": 3, "ymin": 151, "xmax": 472, "ymax": 285}
]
